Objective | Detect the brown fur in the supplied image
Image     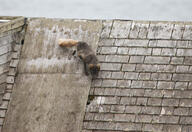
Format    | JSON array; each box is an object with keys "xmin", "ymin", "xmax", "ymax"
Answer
[
  {"xmin": 58, "ymin": 39, "xmax": 78, "ymax": 47},
  {"xmin": 58, "ymin": 39, "xmax": 100, "ymax": 78}
]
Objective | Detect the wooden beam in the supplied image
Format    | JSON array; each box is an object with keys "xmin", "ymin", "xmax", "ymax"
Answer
[
  {"xmin": 0, "ymin": 16, "xmax": 21, "ymax": 20},
  {"xmin": 0, "ymin": 17, "xmax": 26, "ymax": 33}
]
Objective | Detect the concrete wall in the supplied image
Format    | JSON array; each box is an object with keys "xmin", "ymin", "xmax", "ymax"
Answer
[{"xmin": 2, "ymin": 18, "xmax": 102, "ymax": 132}]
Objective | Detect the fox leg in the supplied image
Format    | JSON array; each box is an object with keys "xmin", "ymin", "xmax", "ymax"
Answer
[
  {"xmin": 84, "ymin": 62, "xmax": 89, "ymax": 76},
  {"xmin": 68, "ymin": 50, "xmax": 76, "ymax": 60},
  {"xmin": 72, "ymin": 50, "xmax": 76, "ymax": 56},
  {"xmin": 78, "ymin": 53, "xmax": 89, "ymax": 75}
]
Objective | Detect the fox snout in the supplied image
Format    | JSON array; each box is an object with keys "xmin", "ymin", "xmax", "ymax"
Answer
[{"xmin": 88, "ymin": 64, "xmax": 100, "ymax": 78}]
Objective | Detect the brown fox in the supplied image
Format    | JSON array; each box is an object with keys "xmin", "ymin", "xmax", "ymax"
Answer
[{"xmin": 58, "ymin": 39, "xmax": 100, "ymax": 78}]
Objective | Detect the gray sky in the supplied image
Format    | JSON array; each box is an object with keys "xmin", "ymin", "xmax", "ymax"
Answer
[{"xmin": 0, "ymin": 0, "xmax": 192, "ymax": 21}]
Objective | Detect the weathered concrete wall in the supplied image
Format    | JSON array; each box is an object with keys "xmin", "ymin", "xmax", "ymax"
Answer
[
  {"xmin": 3, "ymin": 18, "xmax": 102, "ymax": 132},
  {"xmin": 83, "ymin": 20, "xmax": 192, "ymax": 132},
  {"xmin": 0, "ymin": 17, "xmax": 25, "ymax": 130}
]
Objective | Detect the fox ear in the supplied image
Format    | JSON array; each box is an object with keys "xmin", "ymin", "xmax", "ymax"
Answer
[
  {"xmin": 96, "ymin": 64, "xmax": 100, "ymax": 70},
  {"xmin": 88, "ymin": 64, "xmax": 94, "ymax": 69}
]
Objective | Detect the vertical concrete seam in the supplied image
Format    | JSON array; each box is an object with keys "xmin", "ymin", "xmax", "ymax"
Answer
[
  {"xmin": 181, "ymin": 23, "xmax": 186, "ymax": 40},
  {"xmin": 127, "ymin": 20, "xmax": 133, "ymax": 39},
  {"xmin": 170, "ymin": 23, "xmax": 175, "ymax": 39},
  {"xmin": 146, "ymin": 21, "xmax": 151, "ymax": 39},
  {"xmin": 108, "ymin": 20, "xmax": 114, "ymax": 38}
]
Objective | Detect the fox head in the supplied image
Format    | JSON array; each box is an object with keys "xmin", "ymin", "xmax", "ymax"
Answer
[{"xmin": 88, "ymin": 64, "xmax": 100, "ymax": 78}]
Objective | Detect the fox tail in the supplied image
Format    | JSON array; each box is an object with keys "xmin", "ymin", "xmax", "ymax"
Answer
[{"xmin": 58, "ymin": 39, "xmax": 78, "ymax": 47}]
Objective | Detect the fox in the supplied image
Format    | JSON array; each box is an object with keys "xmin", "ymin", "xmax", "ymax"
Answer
[{"xmin": 58, "ymin": 39, "xmax": 100, "ymax": 78}]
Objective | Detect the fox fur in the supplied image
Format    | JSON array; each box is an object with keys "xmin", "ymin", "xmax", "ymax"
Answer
[{"xmin": 58, "ymin": 39, "xmax": 100, "ymax": 78}]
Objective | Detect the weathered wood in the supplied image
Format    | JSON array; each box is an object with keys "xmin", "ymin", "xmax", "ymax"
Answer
[
  {"xmin": 0, "ymin": 16, "xmax": 21, "ymax": 20},
  {"xmin": 0, "ymin": 27, "xmax": 22, "ymax": 38},
  {"xmin": 6, "ymin": 76, "xmax": 14, "ymax": 84},
  {"xmin": 0, "ymin": 53, "xmax": 11, "ymax": 65},
  {"xmin": 0, "ymin": 20, "xmax": 10, "ymax": 23},
  {"xmin": 0, "ymin": 44, "xmax": 12, "ymax": 56},
  {"xmin": 0, "ymin": 34, "xmax": 12, "ymax": 47},
  {"xmin": 8, "ymin": 68, "xmax": 16, "ymax": 76},
  {"xmin": 0, "ymin": 83, "xmax": 6, "ymax": 94},
  {"xmin": 0, "ymin": 73, "xmax": 7, "ymax": 84},
  {"xmin": 0, "ymin": 63, "xmax": 9, "ymax": 75},
  {"xmin": 0, "ymin": 92, "xmax": 4, "ymax": 105},
  {"xmin": 0, "ymin": 17, "xmax": 25, "ymax": 33}
]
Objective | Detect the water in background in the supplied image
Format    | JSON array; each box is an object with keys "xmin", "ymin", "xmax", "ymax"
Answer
[{"xmin": 0, "ymin": 0, "xmax": 192, "ymax": 21}]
